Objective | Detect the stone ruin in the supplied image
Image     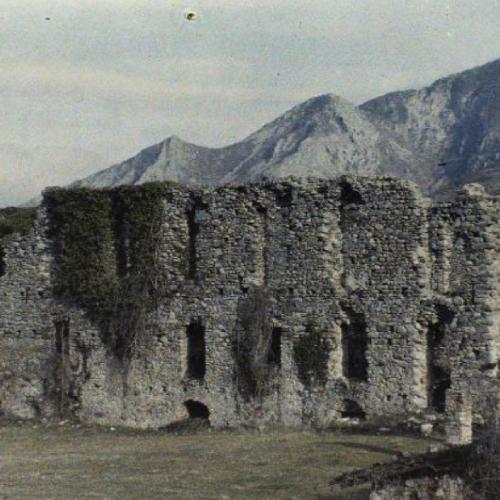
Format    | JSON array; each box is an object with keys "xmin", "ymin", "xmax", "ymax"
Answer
[
  {"xmin": 0, "ymin": 176, "xmax": 498, "ymax": 429},
  {"xmin": 445, "ymin": 387, "xmax": 473, "ymax": 446},
  {"xmin": 332, "ymin": 447, "xmax": 469, "ymax": 500}
]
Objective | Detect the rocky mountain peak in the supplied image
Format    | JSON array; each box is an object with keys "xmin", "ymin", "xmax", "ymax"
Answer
[{"xmin": 74, "ymin": 58, "xmax": 500, "ymax": 198}]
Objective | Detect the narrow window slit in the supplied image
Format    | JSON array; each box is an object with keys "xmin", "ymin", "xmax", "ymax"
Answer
[
  {"xmin": 186, "ymin": 319, "xmax": 206, "ymax": 380},
  {"xmin": 341, "ymin": 313, "xmax": 368, "ymax": 381},
  {"xmin": 186, "ymin": 195, "xmax": 207, "ymax": 281},
  {"xmin": 427, "ymin": 307, "xmax": 454, "ymax": 413},
  {"xmin": 0, "ymin": 245, "xmax": 5, "ymax": 278},
  {"xmin": 186, "ymin": 207, "xmax": 199, "ymax": 280},
  {"xmin": 268, "ymin": 327, "xmax": 282, "ymax": 367}
]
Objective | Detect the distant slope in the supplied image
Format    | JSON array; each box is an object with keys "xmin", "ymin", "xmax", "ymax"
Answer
[
  {"xmin": 361, "ymin": 58, "xmax": 500, "ymax": 197},
  {"xmin": 75, "ymin": 58, "xmax": 500, "ymax": 198},
  {"xmin": 75, "ymin": 95, "xmax": 420, "ymax": 191},
  {"xmin": 73, "ymin": 136, "xmax": 254, "ymax": 189}
]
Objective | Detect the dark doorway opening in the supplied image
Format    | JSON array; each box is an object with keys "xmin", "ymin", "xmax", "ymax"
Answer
[
  {"xmin": 430, "ymin": 365, "xmax": 451, "ymax": 413},
  {"xmin": 184, "ymin": 400, "xmax": 210, "ymax": 420},
  {"xmin": 186, "ymin": 320, "xmax": 206, "ymax": 380},
  {"xmin": 340, "ymin": 399, "xmax": 366, "ymax": 419},
  {"xmin": 267, "ymin": 327, "xmax": 282, "ymax": 367},
  {"xmin": 342, "ymin": 315, "xmax": 369, "ymax": 381},
  {"xmin": 427, "ymin": 310, "xmax": 454, "ymax": 413}
]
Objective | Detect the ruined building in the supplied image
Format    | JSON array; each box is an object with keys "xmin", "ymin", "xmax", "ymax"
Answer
[{"xmin": 0, "ymin": 177, "xmax": 499, "ymax": 428}]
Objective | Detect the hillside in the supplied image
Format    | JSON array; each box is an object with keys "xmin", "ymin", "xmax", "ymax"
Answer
[{"xmin": 75, "ymin": 58, "xmax": 500, "ymax": 198}]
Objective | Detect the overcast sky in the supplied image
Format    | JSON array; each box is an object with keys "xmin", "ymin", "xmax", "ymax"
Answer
[{"xmin": 1, "ymin": 0, "xmax": 500, "ymax": 206}]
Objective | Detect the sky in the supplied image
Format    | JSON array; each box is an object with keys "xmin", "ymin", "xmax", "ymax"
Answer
[{"xmin": 1, "ymin": 0, "xmax": 500, "ymax": 206}]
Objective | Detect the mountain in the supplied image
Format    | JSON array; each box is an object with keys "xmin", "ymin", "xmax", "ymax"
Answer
[
  {"xmin": 360, "ymin": 58, "xmax": 500, "ymax": 197},
  {"xmin": 75, "ymin": 58, "xmax": 500, "ymax": 198},
  {"xmin": 73, "ymin": 95, "xmax": 420, "ymax": 191}
]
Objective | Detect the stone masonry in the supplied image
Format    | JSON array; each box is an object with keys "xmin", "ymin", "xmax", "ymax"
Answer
[{"xmin": 0, "ymin": 176, "xmax": 499, "ymax": 428}]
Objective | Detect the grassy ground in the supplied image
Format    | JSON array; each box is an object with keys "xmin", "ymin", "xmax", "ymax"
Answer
[{"xmin": 0, "ymin": 420, "xmax": 437, "ymax": 499}]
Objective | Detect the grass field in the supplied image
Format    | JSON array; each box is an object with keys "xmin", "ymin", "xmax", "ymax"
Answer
[{"xmin": 0, "ymin": 420, "xmax": 437, "ymax": 499}]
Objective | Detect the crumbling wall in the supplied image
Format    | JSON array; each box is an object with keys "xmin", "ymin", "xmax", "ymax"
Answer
[
  {"xmin": 0, "ymin": 208, "xmax": 55, "ymax": 418},
  {"xmin": 335, "ymin": 177, "xmax": 431, "ymax": 417},
  {"xmin": 370, "ymin": 475, "xmax": 464, "ymax": 500},
  {"xmin": 425, "ymin": 184, "xmax": 500, "ymax": 421},
  {"xmin": 0, "ymin": 177, "xmax": 498, "ymax": 429}
]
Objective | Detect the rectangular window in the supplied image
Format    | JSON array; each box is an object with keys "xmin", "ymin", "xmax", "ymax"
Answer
[
  {"xmin": 0, "ymin": 245, "xmax": 5, "ymax": 278},
  {"xmin": 342, "ymin": 316, "xmax": 368, "ymax": 381},
  {"xmin": 427, "ymin": 321, "xmax": 451, "ymax": 413},
  {"xmin": 186, "ymin": 208, "xmax": 199, "ymax": 280},
  {"xmin": 186, "ymin": 320, "xmax": 206, "ymax": 380},
  {"xmin": 267, "ymin": 327, "xmax": 282, "ymax": 367}
]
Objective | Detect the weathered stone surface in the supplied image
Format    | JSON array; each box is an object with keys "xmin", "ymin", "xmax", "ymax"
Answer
[
  {"xmin": 370, "ymin": 475, "xmax": 464, "ymax": 500},
  {"xmin": 0, "ymin": 176, "xmax": 498, "ymax": 429},
  {"xmin": 445, "ymin": 388, "xmax": 473, "ymax": 445}
]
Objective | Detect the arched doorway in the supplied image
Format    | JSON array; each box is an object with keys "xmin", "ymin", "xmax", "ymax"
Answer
[{"xmin": 184, "ymin": 400, "xmax": 210, "ymax": 421}]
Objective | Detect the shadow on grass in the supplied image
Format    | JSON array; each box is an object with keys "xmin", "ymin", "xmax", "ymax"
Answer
[
  {"xmin": 328, "ymin": 440, "xmax": 399, "ymax": 456},
  {"xmin": 158, "ymin": 417, "xmax": 210, "ymax": 434},
  {"xmin": 324, "ymin": 425, "xmax": 418, "ymax": 438}
]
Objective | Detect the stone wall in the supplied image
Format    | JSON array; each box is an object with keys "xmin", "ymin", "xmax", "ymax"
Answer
[
  {"xmin": 0, "ymin": 177, "xmax": 498, "ymax": 428},
  {"xmin": 370, "ymin": 475, "xmax": 464, "ymax": 500}
]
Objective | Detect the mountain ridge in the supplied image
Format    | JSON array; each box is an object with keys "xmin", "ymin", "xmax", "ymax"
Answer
[{"xmin": 74, "ymin": 58, "xmax": 500, "ymax": 198}]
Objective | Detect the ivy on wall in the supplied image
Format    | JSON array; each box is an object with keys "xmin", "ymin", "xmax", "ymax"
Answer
[
  {"xmin": 293, "ymin": 323, "xmax": 331, "ymax": 388},
  {"xmin": 0, "ymin": 207, "xmax": 38, "ymax": 238},
  {"xmin": 233, "ymin": 286, "xmax": 276, "ymax": 401},
  {"xmin": 46, "ymin": 189, "xmax": 118, "ymax": 316},
  {"xmin": 45, "ymin": 183, "xmax": 176, "ymax": 358}
]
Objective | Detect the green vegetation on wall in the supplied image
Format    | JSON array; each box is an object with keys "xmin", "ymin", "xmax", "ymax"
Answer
[
  {"xmin": 293, "ymin": 323, "xmax": 331, "ymax": 388},
  {"xmin": 0, "ymin": 207, "xmax": 38, "ymax": 238},
  {"xmin": 109, "ymin": 185, "xmax": 173, "ymax": 355},
  {"xmin": 233, "ymin": 286, "xmax": 276, "ymax": 401},
  {"xmin": 46, "ymin": 188, "xmax": 118, "ymax": 316},
  {"xmin": 45, "ymin": 183, "xmax": 175, "ymax": 358}
]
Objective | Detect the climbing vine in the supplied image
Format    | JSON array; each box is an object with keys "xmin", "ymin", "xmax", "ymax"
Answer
[{"xmin": 45, "ymin": 183, "xmax": 175, "ymax": 359}]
